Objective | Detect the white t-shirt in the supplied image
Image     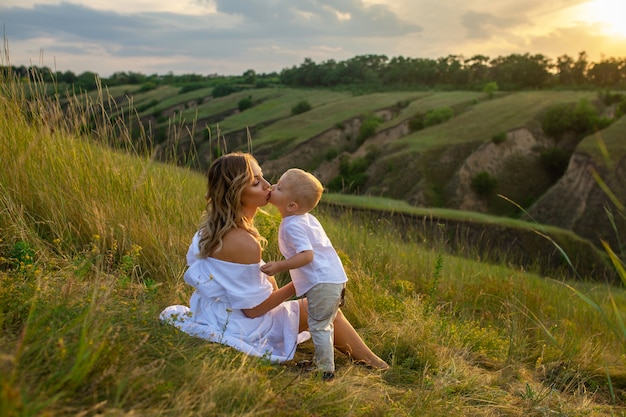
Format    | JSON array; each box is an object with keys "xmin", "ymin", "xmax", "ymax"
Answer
[{"xmin": 278, "ymin": 213, "xmax": 348, "ymax": 296}]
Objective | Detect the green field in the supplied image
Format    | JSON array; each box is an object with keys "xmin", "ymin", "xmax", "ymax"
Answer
[{"xmin": 392, "ymin": 90, "xmax": 597, "ymax": 153}]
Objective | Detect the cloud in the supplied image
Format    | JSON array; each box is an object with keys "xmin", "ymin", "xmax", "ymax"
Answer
[
  {"xmin": 0, "ymin": 0, "xmax": 421, "ymax": 74},
  {"xmin": 1, "ymin": 0, "xmax": 624, "ymax": 77},
  {"xmin": 208, "ymin": 0, "xmax": 422, "ymax": 37},
  {"xmin": 461, "ymin": 10, "xmax": 529, "ymax": 39}
]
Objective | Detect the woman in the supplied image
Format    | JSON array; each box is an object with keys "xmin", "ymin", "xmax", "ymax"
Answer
[{"xmin": 160, "ymin": 152, "xmax": 388, "ymax": 369}]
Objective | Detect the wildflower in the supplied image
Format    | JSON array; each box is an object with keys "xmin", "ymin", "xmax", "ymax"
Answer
[{"xmin": 131, "ymin": 244, "xmax": 142, "ymax": 256}]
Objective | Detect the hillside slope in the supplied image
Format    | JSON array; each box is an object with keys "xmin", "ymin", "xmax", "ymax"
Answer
[
  {"xmin": 527, "ymin": 116, "xmax": 626, "ymax": 250},
  {"xmin": 89, "ymin": 85, "xmax": 625, "ymax": 260}
]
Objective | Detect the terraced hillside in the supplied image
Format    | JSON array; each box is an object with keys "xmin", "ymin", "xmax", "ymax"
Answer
[{"xmin": 86, "ymin": 84, "xmax": 625, "ymax": 272}]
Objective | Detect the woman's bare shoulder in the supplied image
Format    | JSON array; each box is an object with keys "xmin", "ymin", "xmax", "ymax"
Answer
[{"xmin": 213, "ymin": 228, "xmax": 262, "ymax": 264}]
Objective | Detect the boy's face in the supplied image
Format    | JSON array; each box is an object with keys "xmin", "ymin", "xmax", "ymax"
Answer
[{"xmin": 268, "ymin": 174, "xmax": 295, "ymax": 217}]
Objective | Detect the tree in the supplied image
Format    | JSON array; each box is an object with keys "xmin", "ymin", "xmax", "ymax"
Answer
[
  {"xmin": 482, "ymin": 81, "xmax": 498, "ymax": 98},
  {"xmin": 464, "ymin": 55, "xmax": 490, "ymax": 85},
  {"xmin": 60, "ymin": 70, "xmax": 77, "ymax": 84},
  {"xmin": 243, "ymin": 69, "xmax": 256, "ymax": 84},
  {"xmin": 489, "ymin": 53, "xmax": 552, "ymax": 89},
  {"xmin": 555, "ymin": 54, "xmax": 575, "ymax": 85},
  {"xmin": 572, "ymin": 51, "xmax": 589, "ymax": 85},
  {"xmin": 437, "ymin": 55, "xmax": 468, "ymax": 86},
  {"xmin": 588, "ymin": 58, "xmax": 625, "ymax": 87}
]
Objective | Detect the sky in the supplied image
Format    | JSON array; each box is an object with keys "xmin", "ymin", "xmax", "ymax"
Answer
[{"xmin": 1, "ymin": 0, "xmax": 625, "ymax": 77}]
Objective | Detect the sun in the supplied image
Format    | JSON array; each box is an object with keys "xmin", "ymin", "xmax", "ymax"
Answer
[{"xmin": 580, "ymin": 0, "xmax": 626, "ymax": 38}]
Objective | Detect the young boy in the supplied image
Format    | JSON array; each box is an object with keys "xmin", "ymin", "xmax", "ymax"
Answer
[{"xmin": 260, "ymin": 168, "xmax": 347, "ymax": 381}]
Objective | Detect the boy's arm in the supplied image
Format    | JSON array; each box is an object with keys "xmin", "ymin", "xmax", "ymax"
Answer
[
  {"xmin": 242, "ymin": 281, "xmax": 296, "ymax": 318},
  {"xmin": 260, "ymin": 250, "xmax": 313, "ymax": 276}
]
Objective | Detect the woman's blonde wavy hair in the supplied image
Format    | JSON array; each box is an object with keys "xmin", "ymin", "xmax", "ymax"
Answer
[{"xmin": 198, "ymin": 152, "xmax": 265, "ymax": 258}]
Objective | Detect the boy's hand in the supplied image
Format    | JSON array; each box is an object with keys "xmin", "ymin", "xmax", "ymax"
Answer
[{"xmin": 260, "ymin": 261, "xmax": 279, "ymax": 276}]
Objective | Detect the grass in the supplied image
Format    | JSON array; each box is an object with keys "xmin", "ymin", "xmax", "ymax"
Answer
[
  {"xmin": 253, "ymin": 91, "xmax": 426, "ymax": 148},
  {"xmin": 578, "ymin": 116, "xmax": 626, "ymax": 164},
  {"xmin": 379, "ymin": 91, "xmax": 485, "ymax": 129},
  {"xmin": 391, "ymin": 90, "xmax": 598, "ymax": 153},
  {"xmin": 211, "ymin": 88, "xmax": 351, "ymax": 135},
  {"xmin": 173, "ymin": 88, "xmax": 287, "ymax": 122},
  {"xmin": 2, "ymin": 71, "xmax": 626, "ymax": 416}
]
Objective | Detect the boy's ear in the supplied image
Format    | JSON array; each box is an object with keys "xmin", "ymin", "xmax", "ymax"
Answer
[{"xmin": 286, "ymin": 201, "xmax": 299, "ymax": 213}]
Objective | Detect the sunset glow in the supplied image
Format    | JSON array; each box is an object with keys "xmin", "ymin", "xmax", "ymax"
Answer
[{"xmin": 581, "ymin": 0, "xmax": 626, "ymax": 38}]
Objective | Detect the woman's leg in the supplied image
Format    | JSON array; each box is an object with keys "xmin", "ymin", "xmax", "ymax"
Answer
[{"xmin": 298, "ymin": 299, "xmax": 389, "ymax": 370}]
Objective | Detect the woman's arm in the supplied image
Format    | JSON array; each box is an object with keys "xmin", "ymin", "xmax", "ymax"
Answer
[
  {"xmin": 215, "ymin": 228, "xmax": 295, "ymax": 318},
  {"xmin": 266, "ymin": 275, "xmax": 279, "ymax": 291},
  {"xmin": 242, "ymin": 281, "xmax": 296, "ymax": 318}
]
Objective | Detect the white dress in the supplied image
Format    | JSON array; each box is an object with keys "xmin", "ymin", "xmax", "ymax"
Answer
[{"xmin": 160, "ymin": 232, "xmax": 309, "ymax": 362}]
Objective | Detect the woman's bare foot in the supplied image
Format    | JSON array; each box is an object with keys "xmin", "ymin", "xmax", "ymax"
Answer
[{"xmin": 355, "ymin": 358, "xmax": 390, "ymax": 371}]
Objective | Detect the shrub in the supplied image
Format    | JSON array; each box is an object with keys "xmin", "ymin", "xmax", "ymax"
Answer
[
  {"xmin": 542, "ymin": 103, "xmax": 574, "ymax": 138},
  {"xmin": 6, "ymin": 240, "xmax": 35, "ymax": 270},
  {"xmin": 238, "ymin": 97, "xmax": 253, "ymax": 112},
  {"xmin": 423, "ymin": 107, "xmax": 454, "ymax": 127},
  {"xmin": 327, "ymin": 154, "xmax": 374, "ymax": 193},
  {"xmin": 471, "ymin": 171, "xmax": 497, "ymax": 196},
  {"xmin": 291, "ymin": 100, "xmax": 312, "ymax": 115},
  {"xmin": 325, "ymin": 148, "xmax": 338, "ymax": 161},
  {"xmin": 619, "ymin": 97, "xmax": 626, "ymax": 115},
  {"xmin": 598, "ymin": 90, "xmax": 623, "ymax": 106},
  {"xmin": 138, "ymin": 82, "xmax": 157, "ymax": 93},
  {"xmin": 357, "ymin": 115, "xmax": 381, "ymax": 145},
  {"xmin": 492, "ymin": 131, "xmax": 507, "ymax": 144},
  {"xmin": 483, "ymin": 81, "xmax": 499, "ymax": 98},
  {"xmin": 212, "ymin": 83, "xmax": 237, "ymax": 98},
  {"xmin": 542, "ymin": 98, "xmax": 612, "ymax": 140},
  {"xmin": 408, "ymin": 114, "xmax": 425, "ymax": 132},
  {"xmin": 572, "ymin": 98, "xmax": 598, "ymax": 132},
  {"xmin": 178, "ymin": 83, "xmax": 206, "ymax": 94},
  {"xmin": 396, "ymin": 99, "xmax": 410, "ymax": 109}
]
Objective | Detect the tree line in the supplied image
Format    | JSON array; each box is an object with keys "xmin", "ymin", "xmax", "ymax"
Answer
[
  {"xmin": 279, "ymin": 52, "xmax": 625, "ymax": 90},
  {"xmin": 2, "ymin": 51, "xmax": 625, "ymax": 92}
]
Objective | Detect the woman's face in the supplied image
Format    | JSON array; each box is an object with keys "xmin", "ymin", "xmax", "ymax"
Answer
[{"xmin": 240, "ymin": 160, "xmax": 271, "ymax": 214}]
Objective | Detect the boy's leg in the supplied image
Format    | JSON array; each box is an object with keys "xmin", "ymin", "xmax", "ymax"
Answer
[{"xmin": 306, "ymin": 283, "xmax": 344, "ymax": 373}]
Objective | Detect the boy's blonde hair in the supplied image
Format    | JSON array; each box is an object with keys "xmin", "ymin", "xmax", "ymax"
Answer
[{"xmin": 282, "ymin": 168, "xmax": 323, "ymax": 212}]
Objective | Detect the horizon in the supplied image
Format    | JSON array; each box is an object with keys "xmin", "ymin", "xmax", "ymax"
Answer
[{"xmin": 1, "ymin": 0, "xmax": 626, "ymax": 78}]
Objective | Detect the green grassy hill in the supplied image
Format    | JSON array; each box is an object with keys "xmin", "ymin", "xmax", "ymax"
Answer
[
  {"xmin": 2, "ymin": 72, "xmax": 626, "ymax": 416},
  {"xmin": 53, "ymin": 80, "xmax": 626, "ymax": 278}
]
